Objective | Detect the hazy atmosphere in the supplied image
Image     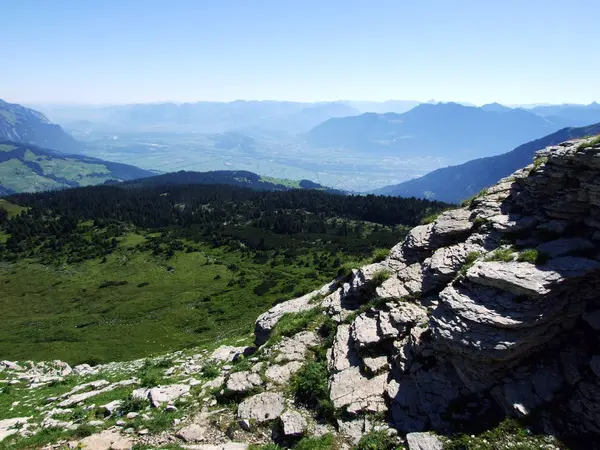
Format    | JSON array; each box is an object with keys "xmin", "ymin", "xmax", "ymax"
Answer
[{"xmin": 2, "ymin": 0, "xmax": 600, "ymax": 104}]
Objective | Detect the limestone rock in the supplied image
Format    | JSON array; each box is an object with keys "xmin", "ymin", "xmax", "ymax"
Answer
[
  {"xmin": 0, "ymin": 417, "xmax": 29, "ymax": 441},
  {"xmin": 329, "ymin": 367, "xmax": 387, "ymax": 413},
  {"xmin": 406, "ymin": 432, "xmax": 443, "ymax": 450},
  {"xmin": 467, "ymin": 257, "xmax": 600, "ymax": 297},
  {"xmin": 431, "ymin": 208, "xmax": 472, "ymax": 237},
  {"xmin": 177, "ymin": 423, "xmax": 208, "ymax": 442},
  {"xmin": 537, "ymin": 237, "xmax": 594, "ymax": 258},
  {"xmin": 265, "ymin": 361, "xmax": 302, "ymax": 385},
  {"xmin": 237, "ymin": 392, "xmax": 285, "ymax": 422},
  {"xmin": 328, "ymin": 325, "xmax": 360, "ymax": 373},
  {"xmin": 148, "ymin": 384, "xmax": 190, "ymax": 407},
  {"xmin": 78, "ymin": 429, "xmax": 133, "ymax": 450},
  {"xmin": 280, "ymin": 410, "xmax": 307, "ymax": 436},
  {"xmin": 351, "ymin": 314, "xmax": 380, "ymax": 348},
  {"xmin": 226, "ymin": 371, "xmax": 262, "ymax": 393},
  {"xmin": 210, "ymin": 346, "xmax": 252, "ymax": 363},
  {"xmin": 363, "ymin": 356, "xmax": 389, "ymax": 375},
  {"xmin": 272, "ymin": 331, "xmax": 318, "ymax": 363}
]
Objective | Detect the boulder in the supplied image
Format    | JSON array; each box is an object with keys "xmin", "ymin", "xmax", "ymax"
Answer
[
  {"xmin": 406, "ymin": 432, "xmax": 443, "ymax": 450},
  {"xmin": 177, "ymin": 423, "xmax": 208, "ymax": 442},
  {"xmin": 265, "ymin": 361, "xmax": 302, "ymax": 385},
  {"xmin": 226, "ymin": 371, "xmax": 262, "ymax": 393},
  {"xmin": 78, "ymin": 429, "xmax": 133, "ymax": 450},
  {"xmin": 211, "ymin": 346, "xmax": 252, "ymax": 363},
  {"xmin": 280, "ymin": 410, "xmax": 307, "ymax": 436},
  {"xmin": 237, "ymin": 392, "xmax": 285, "ymax": 422},
  {"xmin": 148, "ymin": 384, "xmax": 190, "ymax": 407}
]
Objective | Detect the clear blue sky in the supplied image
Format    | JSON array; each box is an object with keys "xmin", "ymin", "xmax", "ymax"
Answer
[{"xmin": 2, "ymin": 0, "xmax": 599, "ymax": 105}]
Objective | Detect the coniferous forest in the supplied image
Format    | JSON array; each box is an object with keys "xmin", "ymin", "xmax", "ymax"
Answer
[{"xmin": 0, "ymin": 183, "xmax": 449, "ymax": 363}]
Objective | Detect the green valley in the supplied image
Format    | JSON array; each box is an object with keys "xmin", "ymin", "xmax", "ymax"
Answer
[{"xmin": 0, "ymin": 182, "xmax": 448, "ymax": 364}]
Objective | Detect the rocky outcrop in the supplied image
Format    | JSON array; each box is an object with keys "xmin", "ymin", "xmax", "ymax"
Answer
[{"xmin": 253, "ymin": 137, "xmax": 600, "ymax": 440}]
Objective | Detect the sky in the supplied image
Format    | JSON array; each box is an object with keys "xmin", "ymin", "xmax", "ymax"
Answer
[{"xmin": 2, "ymin": 0, "xmax": 600, "ymax": 105}]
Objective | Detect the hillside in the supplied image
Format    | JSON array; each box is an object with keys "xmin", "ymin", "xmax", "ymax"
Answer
[
  {"xmin": 1, "ymin": 136, "xmax": 599, "ymax": 449},
  {"xmin": 0, "ymin": 183, "xmax": 447, "ymax": 364},
  {"xmin": 373, "ymin": 122, "xmax": 600, "ymax": 202},
  {"xmin": 0, "ymin": 99, "xmax": 83, "ymax": 153},
  {"xmin": 305, "ymin": 102, "xmax": 571, "ymax": 163},
  {"xmin": 0, "ymin": 141, "xmax": 153, "ymax": 195},
  {"xmin": 124, "ymin": 170, "xmax": 344, "ymax": 194}
]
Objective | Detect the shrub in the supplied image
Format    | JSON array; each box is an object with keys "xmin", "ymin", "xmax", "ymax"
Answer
[
  {"xmin": 290, "ymin": 360, "xmax": 333, "ymax": 421},
  {"xmin": 517, "ymin": 249, "xmax": 538, "ymax": 264},
  {"xmin": 485, "ymin": 247, "xmax": 515, "ymax": 263},
  {"xmin": 532, "ymin": 156, "xmax": 549, "ymax": 171},
  {"xmin": 420, "ymin": 213, "xmax": 440, "ymax": 225},
  {"xmin": 461, "ymin": 188, "xmax": 489, "ymax": 207},
  {"xmin": 578, "ymin": 135, "xmax": 600, "ymax": 150},
  {"xmin": 459, "ymin": 252, "xmax": 481, "ymax": 276},
  {"xmin": 137, "ymin": 281, "xmax": 150, "ymax": 288},
  {"xmin": 118, "ymin": 395, "xmax": 148, "ymax": 416},
  {"xmin": 371, "ymin": 269, "xmax": 391, "ymax": 287},
  {"xmin": 294, "ymin": 433, "xmax": 336, "ymax": 450},
  {"xmin": 371, "ymin": 248, "xmax": 390, "ymax": 263},
  {"xmin": 355, "ymin": 429, "xmax": 398, "ymax": 450},
  {"xmin": 269, "ymin": 308, "xmax": 322, "ymax": 344},
  {"xmin": 200, "ymin": 361, "xmax": 221, "ymax": 379}
]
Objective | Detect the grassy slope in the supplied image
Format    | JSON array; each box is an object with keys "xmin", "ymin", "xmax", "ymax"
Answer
[
  {"xmin": 0, "ymin": 231, "xmax": 375, "ymax": 365},
  {"xmin": 0, "ymin": 199, "xmax": 27, "ymax": 217}
]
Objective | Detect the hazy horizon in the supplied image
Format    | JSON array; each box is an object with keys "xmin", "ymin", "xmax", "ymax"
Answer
[{"xmin": 3, "ymin": 0, "xmax": 600, "ymax": 105}]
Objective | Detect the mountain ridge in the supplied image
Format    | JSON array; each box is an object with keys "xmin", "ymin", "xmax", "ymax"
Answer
[
  {"xmin": 0, "ymin": 99, "xmax": 83, "ymax": 153},
  {"xmin": 0, "ymin": 140, "xmax": 153, "ymax": 195},
  {"xmin": 305, "ymin": 102, "xmax": 571, "ymax": 163},
  {"xmin": 373, "ymin": 122, "xmax": 600, "ymax": 202}
]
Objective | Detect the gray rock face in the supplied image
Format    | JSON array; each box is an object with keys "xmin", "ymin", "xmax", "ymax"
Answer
[
  {"xmin": 351, "ymin": 314, "xmax": 380, "ymax": 348},
  {"xmin": 466, "ymin": 257, "xmax": 600, "ymax": 297},
  {"xmin": 329, "ymin": 367, "xmax": 387, "ymax": 414},
  {"xmin": 406, "ymin": 432, "xmax": 444, "ymax": 450},
  {"xmin": 257, "ymin": 139, "xmax": 600, "ymax": 438},
  {"xmin": 237, "ymin": 392, "xmax": 285, "ymax": 422},
  {"xmin": 431, "ymin": 208, "xmax": 472, "ymax": 237}
]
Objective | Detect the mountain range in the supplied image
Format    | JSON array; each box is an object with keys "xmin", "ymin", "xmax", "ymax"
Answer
[
  {"xmin": 0, "ymin": 99, "xmax": 84, "ymax": 154},
  {"xmin": 34, "ymin": 100, "xmax": 362, "ymax": 134},
  {"xmin": 373, "ymin": 122, "xmax": 600, "ymax": 202},
  {"xmin": 305, "ymin": 102, "xmax": 574, "ymax": 163},
  {"xmin": 0, "ymin": 140, "xmax": 153, "ymax": 195}
]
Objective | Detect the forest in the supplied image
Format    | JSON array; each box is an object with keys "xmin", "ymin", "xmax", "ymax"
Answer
[{"xmin": 0, "ymin": 183, "xmax": 449, "ymax": 363}]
